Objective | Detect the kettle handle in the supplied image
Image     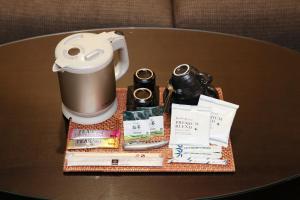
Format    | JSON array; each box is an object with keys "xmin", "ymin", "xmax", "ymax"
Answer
[{"xmin": 110, "ymin": 32, "xmax": 129, "ymax": 80}]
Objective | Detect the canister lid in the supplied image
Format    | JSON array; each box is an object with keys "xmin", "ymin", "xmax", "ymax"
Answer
[{"xmin": 53, "ymin": 33, "xmax": 113, "ymax": 74}]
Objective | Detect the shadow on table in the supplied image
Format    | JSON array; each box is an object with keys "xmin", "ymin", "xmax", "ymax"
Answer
[
  {"xmin": 0, "ymin": 191, "xmax": 45, "ymax": 200},
  {"xmin": 1, "ymin": 176, "xmax": 299, "ymax": 199},
  {"xmin": 56, "ymin": 115, "xmax": 70, "ymax": 154}
]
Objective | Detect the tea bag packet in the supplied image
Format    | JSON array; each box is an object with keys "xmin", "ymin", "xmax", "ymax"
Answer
[
  {"xmin": 67, "ymin": 129, "xmax": 120, "ymax": 149},
  {"xmin": 123, "ymin": 110, "xmax": 151, "ymax": 143},
  {"xmin": 173, "ymin": 145, "xmax": 222, "ymax": 159},
  {"xmin": 70, "ymin": 129, "xmax": 119, "ymax": 139},
  {"xmin": 168, "ymin": 157, "xmax": 227, "ymax": 165},
  {"xmin": 173, "ymin": 144, "xmax": 222, "ymax": 158},
  {"xmin": 168, "ymin": 144, "xmax": 227, "ymax": 165},
  {"xmin": 169, "ymin": 103, "xmax": 211, "ymax": 147},
  {"xmin": 198, "ymin": 95, "xmax": 239, "ymax": 147},
  {"xmin": 67, "ymin": 138, "xmax": 119, "ymax": 149},
  {"xmin": 136, "ymin": 106, "xmax": 164, "ymax": 136}
]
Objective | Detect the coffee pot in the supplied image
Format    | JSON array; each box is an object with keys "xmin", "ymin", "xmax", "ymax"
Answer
[{"xmin": 53, "ymin": 31, "xmax": 129, "ymax": 124}]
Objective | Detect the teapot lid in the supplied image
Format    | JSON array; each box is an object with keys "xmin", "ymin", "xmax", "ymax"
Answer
[{"xmin": 53, "ymin": 32, "xmax": 114, "ymax": 74}]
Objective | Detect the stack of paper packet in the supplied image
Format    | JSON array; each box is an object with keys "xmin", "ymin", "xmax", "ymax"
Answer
[{"xmin": 168, "ymin": 95, "xmax": 239, "ymax": 165}]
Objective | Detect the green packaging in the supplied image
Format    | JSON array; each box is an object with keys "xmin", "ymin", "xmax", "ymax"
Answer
[
  {"xmin": 123, "ymin": 110, "xmax": 151, "ymax": 143},
  {"xmin": 136, "ymin": 106, "xmax": 164, "ymax": 136}
]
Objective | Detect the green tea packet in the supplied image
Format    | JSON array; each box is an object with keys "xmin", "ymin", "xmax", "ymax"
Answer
[
  {"xmin": 123, "ymin": 110, "xmax": 151, "ymax": 143},
  {"xmin": 136, "ymin": 106, "xmax": 164, "ymax": 136}
]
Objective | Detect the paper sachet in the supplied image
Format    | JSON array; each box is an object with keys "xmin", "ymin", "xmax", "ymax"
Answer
[
  {"xmin": 123, "ymin": 110, "xmax": 151, "ymax": 143},
  {"xmin": 169, "ymin": 103, "xmax": 211, "ymax": 147},
  {"xmin": 198, "ymin": 95, "xmax": 239, "ymax": 147},
  {"xmin": 136, "ymin": 106, "xmax": 164, "ymax": 136}
]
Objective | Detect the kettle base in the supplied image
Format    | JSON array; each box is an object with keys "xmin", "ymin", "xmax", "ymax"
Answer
[{"xmin": 62, "ymin": 98, "xmax": 118, "ymax": 125}]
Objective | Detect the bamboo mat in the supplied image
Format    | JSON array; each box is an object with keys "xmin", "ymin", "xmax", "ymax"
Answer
[{"xmin": 63, "ymin": 87, "xmax": 235, "ymax": 172}]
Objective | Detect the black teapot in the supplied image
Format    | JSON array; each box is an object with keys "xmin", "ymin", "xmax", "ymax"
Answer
[{"xmin": 163, "ymin": 64, "xmax": 219, "ymax": 113}]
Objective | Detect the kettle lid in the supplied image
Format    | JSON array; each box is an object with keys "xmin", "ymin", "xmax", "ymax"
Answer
[{"xmin": 53, "ymin": 32, "xmax": 114, "ymax": 74}]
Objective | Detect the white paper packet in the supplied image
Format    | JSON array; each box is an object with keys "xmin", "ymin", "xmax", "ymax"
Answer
[
  {"xmin": 168, "ymin": 157, "xmax": 227, "ymax": 165},
  {"xmin": 169, "ymin": 103, "xmax": 211, "ymax": 147},
  {"xmin": 198, "ymin": 95, "xmax": 239, "ymax": 147}
]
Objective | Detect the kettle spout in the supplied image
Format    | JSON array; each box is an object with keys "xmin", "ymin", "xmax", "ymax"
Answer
[{"xmin": 52, "ymin": 63, "xmax": 64, "ymax": 72}]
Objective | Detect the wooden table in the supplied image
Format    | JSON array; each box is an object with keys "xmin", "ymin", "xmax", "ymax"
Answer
[{"xmin": 0, "ymin": 28, "xmax": 299, "ymax": 199}]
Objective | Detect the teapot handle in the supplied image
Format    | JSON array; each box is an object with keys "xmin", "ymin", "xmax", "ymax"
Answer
[{"xmin": 110, "ymin": 32, "xmax": 129, "ymax": 80}]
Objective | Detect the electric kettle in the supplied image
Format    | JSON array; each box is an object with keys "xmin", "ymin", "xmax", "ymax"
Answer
[{"xmin": 53, "ymin": 31, "xmax": 129, "ymax": 124}]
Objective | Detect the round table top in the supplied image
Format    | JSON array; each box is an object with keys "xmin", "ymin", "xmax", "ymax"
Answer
[{"xmin": 0, "ymin": 28, "xmax": 299, "ymax": 199}]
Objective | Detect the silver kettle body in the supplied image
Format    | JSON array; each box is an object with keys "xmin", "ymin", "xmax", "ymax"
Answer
[{"xmin": 53, "ymin": 31, "xmax": 129, "ymax": 124}]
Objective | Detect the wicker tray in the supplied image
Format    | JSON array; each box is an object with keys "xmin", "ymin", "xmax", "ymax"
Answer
[{"xmin": 63, "ymin": 87, "xmax": 235, "ymax": 172}]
